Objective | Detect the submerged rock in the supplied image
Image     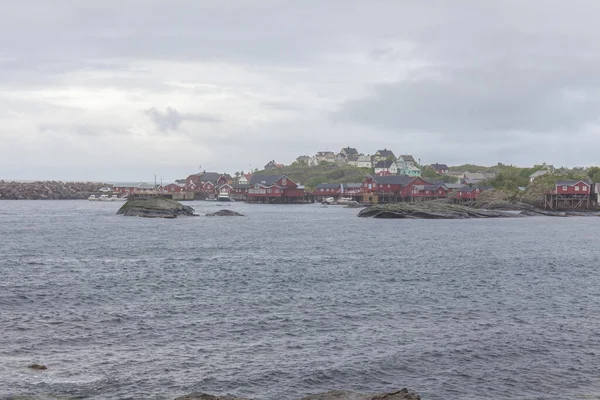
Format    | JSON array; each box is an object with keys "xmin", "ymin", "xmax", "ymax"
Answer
[
  {"xmin": 174, "ymin": 394, "xmax": 249, "ymax": 400},
  {"xmin": 27, "ymin": 363, "xmax": 47, "ymax": 370},
  {"xmin": 205, "ymin": 209, "xmax": 244, "ymax": 217},
  {"xmin": 357, "ymin": 201, "xmax": 517, "ymax": 219},
  {"xmin": 174, "ymin": 389, "xmax": 420, "ymax": 400},
  {"xmin": 298, "ymin": 388, "xmax": 420, "ymax": 400},
  {"xmin": 117, "ymin": 197, "xmax": 196, "ymax": 218}
]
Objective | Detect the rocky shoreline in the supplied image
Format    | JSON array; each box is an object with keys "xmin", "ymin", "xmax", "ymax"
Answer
[
  {"xmin": 357, "ymin": 199, "xmax": 600, "ymax": 219},
  {"xmin": 174, "ymin": 388, "xmax": 420, "ymax": 400},
  {"xmin": 0, "ymin": 181, "xmax": 105, "ymax": 200}
]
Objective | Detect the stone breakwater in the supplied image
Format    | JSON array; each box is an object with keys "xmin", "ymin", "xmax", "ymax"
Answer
[
  {"xmin": 174, "ymin": 388, "xmax": 420, "ymax": 400},
  {"xmin": 0, "ymin": 181, "xmax": 105, "ymax": 200}
]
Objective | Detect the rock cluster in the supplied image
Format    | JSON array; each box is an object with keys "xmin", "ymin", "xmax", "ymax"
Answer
[
  {"xmin": 174, "ymin": 388, "xmax": 420, "ymax": 400},
  {"xmin": 0, "ymin": 181, "xmax": 105, "ymax": 200},
  {"xmin": 206, "ymin": 209, "xmax": 244, "ymax": 217},
  {"xmin": 117, "ymin": 197, "xmax": 196, "ymax": 218},
  {"xmin": 358, "ymin": 201, "xmax": 517, "ymax": 219}
]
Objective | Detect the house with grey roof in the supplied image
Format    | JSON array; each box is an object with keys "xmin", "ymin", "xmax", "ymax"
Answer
[{"xmin": 373, "ymin": 149, "xmax": 396, "ymax": 162}]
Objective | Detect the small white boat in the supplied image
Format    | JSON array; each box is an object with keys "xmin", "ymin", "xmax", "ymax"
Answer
[
  {"xmin": 88, "ymin": 195, "xmax": 98, "ymax": 201},
  {"xmin": 336, "ymin": 197, "xmax": 354, "ymax": 205},
  {"xmin": 217, "ymin": 193, "xmax": 233, "ymax": 202},
  {"xmin": 322, "ymin": 197, "xmax": 335, "ymax": 205},
  {"xmin": 98, "ymin": 194, "xmax": 111, "ymax": 201}
]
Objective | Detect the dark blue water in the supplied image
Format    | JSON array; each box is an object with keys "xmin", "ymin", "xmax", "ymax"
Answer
[{"xmin": 1, "ymin": 200, "xmax": 600, "ymax": 399}]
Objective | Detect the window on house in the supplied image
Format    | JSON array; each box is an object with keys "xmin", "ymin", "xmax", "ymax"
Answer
[
  {"xmin": 562, "ymin": 186, "xmax": 567, "ymax": 191},
  {"xmin": 267, "ymin": 189, "xmax": 271, "ymax": 193},
  {"xmin": 583, "ymin": 186, "xmax": 588, "ymax": 191},
  {"xmin": 575, "ymin": 186, "xmax": 580, "ymax": 191},
  {"xmin": 282, "ymin": 178, "xmax": 287, "ymax": 185},
  {"xmin": 388, "ymin": 184, "xmax": 390, "ymax": 188}
]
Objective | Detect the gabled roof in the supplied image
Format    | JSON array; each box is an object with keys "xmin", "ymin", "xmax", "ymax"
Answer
[
  {"xmin": 398, "ymin": 154, "xmax": 415, "ymax": 162},
  {"xmin": 315, "ymin": 183, "xmax": 341, "ymax": 189},
  {"xmin": 530, "ymin": 170, "xmax": 548, "ymax": 178},
  {"xmin": 232, "ymin": 183, "xmax": 250, "ymax": 189},
  {"xmin": 342, "ymin": 183, "xmax": 363, "ymax": 189},
  {"xmin": 216, "ymin": 183, "xmax": 232, "ymax": 189},
  {"xmin": 399, "ymin": 165, "xmax": 421, "ymax": 172},
  {"xmin": 341, "ymin": 147, "xmax": 358, "ymax": 156},
  {"xmin": 357, "ymin": 155, "xmax": 372, "ymax": 162},
  {"xmin": 198, "ymin": 172, "xmax": 221, "ymax": 182},
  {"xmin": 347, "ymin": 154, "xmax": 360, "ymax": 162},
  {"xmin": 138, "ymin": 183, "xmax": 157, "ymax": 189},
  {"xmin": 316, "ymin": 151, "xmax": 335, "ymax": 156},
  {"xmin": 369, "ymin": 175, "xmax": 417, "ymax": 186},
  {"xmin": 374, "ymin": 160, "xmax": 395, "ymax": 169},
  {"xmin": 556, "ymin": 180, "xmax": 591, "ymax": 187},
  {"xmin": 375, "ymin": 149, "xmax": 395, "ymax": 158},
  {"xmin": 250, "ymin": 175, "xmax": 285, "ymax": 186},
  {"xmin": 430, "ymin": 163, "xmax": 449, "ymax": 170},
  {"xmin": 415, "ymin": 184, "xmax": 448, "ymax": 191}
]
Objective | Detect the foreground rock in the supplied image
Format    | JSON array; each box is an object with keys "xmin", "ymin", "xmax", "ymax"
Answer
[
  {"xmin": 206, "ymin": 209, "xmax": 244, "ymax": 217},
  {"xmin": 117, "ymin": 197, "xmax": 196, "ymax": 218},
  {"xmin": 174, "ymin": 388, "xmax": 420, "ymax": 400},
  {"xmin": 358, "ymin": 201, "xmax": 517, "ymax": 219}
]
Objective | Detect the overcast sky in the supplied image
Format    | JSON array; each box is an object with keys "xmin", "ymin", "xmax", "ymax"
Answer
[{"xmin": 2, "ymin": 0, "xmax": 600, "ymax": 181}]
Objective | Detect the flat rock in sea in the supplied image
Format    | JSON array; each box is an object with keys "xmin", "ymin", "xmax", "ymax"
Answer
[
  {"xmin": 174, "ymin": 394, "xmax": 249, "ymax": 400},
  {"xmin": 205, "ymin": 209, "xmax": 244, "ymax": 217},
  {"xmin": 298, "ymin": 388, "xmax": 420, "ymax": 400},
  {"xmin": 117, "ymin": 197, "xmax": 196, "ymax": 218},
  {"xmin": 357, "ymin": 201, "xmax": 517, "ymax": 219},
  {"xmin": 174, "ymin": 389, "xmax": 420, "ymax": 400}
]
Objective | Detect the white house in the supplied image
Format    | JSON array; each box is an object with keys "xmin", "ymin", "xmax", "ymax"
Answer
[
  {"xmin": 374, "ymin": 160, "xmax": 398, "ymax": 175},
  {"xmin": 529, "ymin": 169, "xmax": 549, "ymax": 183},
  {"xmin": 357, "ymin": 155, "xmax": 373, "ymax": 168},
  {"xmin": 396, "ymin": 155, "xmax": 416, "ymax": 169},
  {"xmin": 398, "ymin": 165, "xmax": 421, "ymax": 177}
]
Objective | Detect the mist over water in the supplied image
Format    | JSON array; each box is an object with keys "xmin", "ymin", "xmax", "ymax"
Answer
[{"xmin": 1, "ymin": 201, "xmax": 600, "ymax": 399}]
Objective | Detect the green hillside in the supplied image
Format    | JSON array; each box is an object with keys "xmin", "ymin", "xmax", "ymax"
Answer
[{"xmin": 253, "ymin": 163, "xmax": 371, "ymax": 189}]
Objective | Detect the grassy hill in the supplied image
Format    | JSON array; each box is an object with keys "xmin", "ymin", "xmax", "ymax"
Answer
[{"xmin": 253, "ymin": 163, "xmax": 371, "ymax": 189}]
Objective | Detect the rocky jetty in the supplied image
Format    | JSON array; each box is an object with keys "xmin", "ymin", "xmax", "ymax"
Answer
[
  {"xmin": 0, "ymin": 180, "xmax": 105, "ymax": 200},
  {"xmin": 206, "ymin": 209, "xmax": 244, "ymax": 217},
  {"xmin": 117, "ymin": 197, "xmax": 196, "ymax": 218},
  {"xmin": 358, "ymin": 201, "xmax": 517, "ymax": 219},
  {"xmin": 174, "ymin": 388, "xmax": 420, "ymax": 400}
]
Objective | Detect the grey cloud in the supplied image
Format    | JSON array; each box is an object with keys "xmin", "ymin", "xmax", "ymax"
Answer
[{"xmin": 144, "ymin": 107, "xmax": 222, "ymax": 132}]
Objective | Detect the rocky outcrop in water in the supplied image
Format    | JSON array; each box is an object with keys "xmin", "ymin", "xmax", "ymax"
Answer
[
  {"xmin": 174, "ymin": 388, "xmax": 420, "ymax": 400},
  {"xmin": 0, "ymin": 181, "xmax": 105, "ymax": 200},
  {"xmin": 358, "ymin": 201, "xmax": 517, "ymax": 219},
  {"xmin": 117, "ymin": 197, "xmax": 196, "ymax": 218},
  {"xmin": 206, "ymin": 209, "xmax": 244, "ymax": 217}
]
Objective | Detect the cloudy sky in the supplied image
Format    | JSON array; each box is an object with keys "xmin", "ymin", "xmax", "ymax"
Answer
[{"xmin": 2, "ymin": 0, "xmax": 600, "ymax": 181}]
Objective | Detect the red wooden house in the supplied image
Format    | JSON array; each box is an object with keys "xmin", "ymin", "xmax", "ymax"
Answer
[
  {"xmin": 247, "ymin": 175, "xmax": 305, "ymax": 203},
  {"xmin": 555, "ymin": 180, "xmax": 591, "ymax": 195},
  {"xmin": 163, "ymin": 183, "xmax": 185, "ymax": 193},
  {"xmin": 456, "ymin": 186, "xmax": 493, "ymax": 200},
  {"xmin": 362, "ymin": 175, "xmax": 430, "ymax": 197},
  {"xmin": 411, "ymin": 183, "xmax": 449, "ymax": 198}
]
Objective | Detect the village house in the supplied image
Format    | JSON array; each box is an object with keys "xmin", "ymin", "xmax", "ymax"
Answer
[
  {"xmin": 340, "ymin": 147, "xmax": 359, "ymax": 158},
  {"xmin": 356, "ymin": 155, "xmax": 373, "ymax": 169},
  {"xmin": 231, "ymin": 183, "xmax": 250, "ymax": 201},
  {"xmin": 399, "ymin": 165, "xmax": 422, "ymax": 177},
  {"xmin": 314, "ymin": 151, "xmax": 336, "ymax": 164},
  {"xmin": 346, "ymin": 154, "xmax": 361, "ymax": 167},
  {"xmin": 185, "ymin": 171, "xmax": 222, "ymax": 191},
  {"xmin": 237, "ymin": 173, "xmax": 252, "ymax": 185},
  {"xmin": 396, "ymin": 155, "xmax": 416, "ymax": 169},
  {"xmin": 111, "ymin": 182, "xmax": 160, "ymax": 194},
  {"xmin": 373, "ymin": 149, "xmax": 396, "ymax": 163},
  {"xmin": 555, "ymin": 180, "xmax": 591, "ymax": 195},
  {"xmin": 374, "ymin": 160, "xmax": 398, "ymax": 175},
  {"xmin": 247, "ymin": 174, "xmax": 305, "ymax": 203},
  {"xmin": 428, "ymin": 163, "xmax": 449, "ymax": 174},
  {"xmin": 264, "ymin": 160, "xmax": 284, "ymax": 170},
  {"xmin": 314, "ymin": 183, "xmax": 342, "ymax": 194},
  {"xmin": 411, "ymin": 183, "xmax": 449, "ymax": 198},
  {"xmin": 163, "ymin": 183, "xmax": 185, "ymax": 193},
  {"xmin": 455, "ymin": 186, "xmax": 493, "ymax": 200},
  {"xmin": 529, "ymin": 169, "xmax": 549, "ymax": 182},
  {"xmin": 362, "ymin": 175, "xmax": 430, "ymax": 198},
  {"xmin": 296, "ymin": 155, "xmax": 311, "ymax": 165}
]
